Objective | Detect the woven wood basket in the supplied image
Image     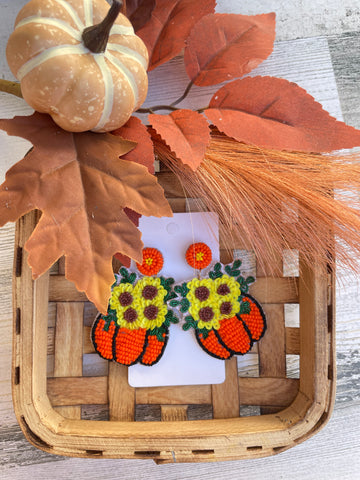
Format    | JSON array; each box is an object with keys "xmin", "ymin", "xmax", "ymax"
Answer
[{"xmin": 11, "ymin": 170, "xmax": 336, "ymax": 463}]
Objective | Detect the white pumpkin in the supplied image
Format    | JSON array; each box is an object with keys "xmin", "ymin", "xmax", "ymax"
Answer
[{"xmin": 6, "ymin": 0, "xmax": 149, "ymax": 132}]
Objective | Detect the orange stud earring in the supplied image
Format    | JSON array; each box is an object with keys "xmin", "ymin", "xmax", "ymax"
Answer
[
  {"xmin": 185, "ymin": 242, "xmax": 212, "ymax": 270},
  {"xmin": 136, "ymin": 247, "xmax": 164, "ymax": 276}
]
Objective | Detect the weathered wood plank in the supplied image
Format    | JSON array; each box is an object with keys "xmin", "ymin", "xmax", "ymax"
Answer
[
  {"xmin": 46, "ymin": 376, "xmax": 299, "ymax": 408},
  {"xmin": 212, "ymin": 358, "xmax": 240, "ymax": 419},
  {"xmin": 108, "ymin": 363, "xmax": 135, "ymax": 421},
  {"xmin": 161, "ymin": 405, "xmax": 188, "ymax": 422},
  {"xmin": 51, "ymin": 325, "xmax": 301, "ymax": 356},
  {"xmin": 47, "ymin": 377, "xmax": 108, "ymax": 406},
  {"xmin": 48, "ymin": 275, "xmax": 299, "ymax": 304},
  {"xmin": 53, "ymin": 303, "xmax": 84, "ymax": 419}
]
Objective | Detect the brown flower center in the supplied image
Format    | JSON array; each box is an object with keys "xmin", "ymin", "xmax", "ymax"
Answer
[
  {"xmin": 217, "ymin": 284, "xmax": 231, "ymax": 296},
  {"xmin": 198, "ymin": 306, "xmax": 214, "ymax": 322},
  {"xmin": 220, "ymin": 301, "xmax": 232, "ymax": 315},
  {"xmin": 195, "ymin": 286, "xmax": 210, "ymax": 301},
  {"xmin": 142, "ymin": 285, "xmax": 158, "ymax": 300},
  {"xmin": 119, "ymin": 291, "xmax": 133, "ymax": 307},
  {"xmin": 124, "ymin": 307, "xmax": 138, "ymax": 323},
  {"xmin": 144, "ymin": 305, "xmax": 159, "ymax": 320}
]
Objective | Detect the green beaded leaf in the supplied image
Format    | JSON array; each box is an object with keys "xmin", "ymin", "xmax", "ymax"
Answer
[
  {"xmin": 240, "ymin": 300, "xmax": 251, "ymax": 315},
  {"xmin": 174, "ymin": 282, "xmax": 190, "ymax": 297},
  {"xmin": 246, "ymin": 276, "xmax": 255, "ymax": 285},
  {"xmin": 169, "ymin": 299, "xmax": 180, "ymax": 307},
  {"xmin": 164, "ymin": 309, "xmax": 179, "ymax": 326},
  {"xmin": 148, "ymin": 325, "xmax": 167, "ymax": 342},
  {"xmin": 129, "ymin": 272, "xmax": 137, "ymax": 284},
  {"xmin": 180, "ymin": 297, "xmax": 190, "ymax": 313},
  {"xmin": 198, "ymin": 327, "xmax": 210, "ymax": 339},
  {"xmin": 237, "ymin": 275, "xmax": 256, "ymax": 293},
  {"xmin": 118, "ymin": 267, "xmax": 136, "ymax": 284},
  {"xmin": 161, "ymin": 277, "xmax": 177, "ymax": 302},
  {"xmin": 103, "ymin": 310, "xmax": 117, "ymax": 331},
  {"xmin": 233, "ymin": 259, "xmax": 242, "ymax": 269},
  {"xmin": 237, "ymin": 276, "xmax": 249, "ymax": 293},
  {"xmin": 209, "ymin": 262, "xmax": 223, "ymax": 279},
  {"xmin": 225, "ymin": 260, "xmax": 241, "ymax": 277},
  {"xmin": 182, "ymin": 315, "xmax": 197, "ymax": 331}
]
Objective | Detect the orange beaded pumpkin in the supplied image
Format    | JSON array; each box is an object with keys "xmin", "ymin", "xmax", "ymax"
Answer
[
  {"xmin": 92, "ymin": 250, "xmax": 179, "ymax": 367},
  {"xmin": 6, "ymin": 0, "xmax": 148, "ymax": 132},
  {"xmin": 176, "ymin": 254, "xmax": 267, "ymax": 359}
]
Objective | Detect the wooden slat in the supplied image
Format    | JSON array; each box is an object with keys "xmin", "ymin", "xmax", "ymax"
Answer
[
  {"xmin": 49, "ymin": 276, "xmax": 299, "ymax": 304},
  {"xmin": 167, "ymin": 198, "xmax": 187, "ymax": 213},
  {"xmin": 49, "ymin": 276, "xmax": 88, "ymax": 302},
  {"xmin": 47, "ymin": 376, "xmax": 299, "ymax": 407},
  {"xmin": 258, "ymin": 304, "xmax": 286, "ymax": 414},
  {"xmin": 286, "ymin": 327, "xmax": 300, "ymax": 355},
  {"xmin": 47, "ymin": 376, "xmax": 108, "ymax": 406},
  {"xmin": 239, "ymin": 377, "xmax": 299, "ymax": 407},
  {"xmin": 108, "ymin": 363, "xmax": 135, "ymax": 421},
  {"xmin": 250, "ymin": 277, "xmax": 298, "ymax": 303},
  {"xmin": 259, "ymin": 304, "xmax": 286, "ymax": 378},
  {"xmin": 299, "ymin": 259, "xmax": 329, "ymax": 402},
  {"xmin": 53, "ymin": 302, "xmax": 84, "ymax": 419},
  {"xmin": 136, "ymin": 385, "xmax": 212, "ymax": 405},
  {"xmin": 256, "ymin": 253, "xmax": 284, "ymax": 278},
  {"xmin": 220, "ymin": 249, "xmax": 233, "ymax": 264},
  {"xmin": 156, "ymin": 171, "xmax": 186, "ymax": 197},
  {"xmin": 161, "ymin": 405, "xmax": 188, "ymax": 421},
  {"xmin": 212, "ymin": 358, "xmax": 240, "ymax": 418},
  {"xmin": 83, "ymin": 326, "xmax": 93, "ymax": 353},
  {"xmin": 53, "ymin": 325, "xmax": 300, "ymax": 356}
]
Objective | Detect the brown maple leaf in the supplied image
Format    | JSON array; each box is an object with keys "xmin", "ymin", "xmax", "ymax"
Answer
[
  {"xmin": 112, "ymin": 116, "xmax": 156, "ymax": 266},
  {"xmin": 0, "ymin": 112, "xmax": 172, "ymax": 313}
]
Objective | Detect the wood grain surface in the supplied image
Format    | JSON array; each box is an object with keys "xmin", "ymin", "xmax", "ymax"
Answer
[{"xmin": 1, "ymin": 1, "xmax": 360, "ymax": 478}]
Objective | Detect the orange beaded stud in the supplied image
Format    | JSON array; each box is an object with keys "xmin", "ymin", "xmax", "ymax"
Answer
[
  {"xmin": 136, "ymin": 247, "xmax": 164, "ymax": 276},
  {"xmin": 185, "ymin": 242, "xmax": 212, "ymax": 270}
]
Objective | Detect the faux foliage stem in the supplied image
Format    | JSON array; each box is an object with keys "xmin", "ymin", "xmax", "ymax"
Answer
[
  {"xmin": 137, "ymin": 105, "xmax": 208, "ymax": 114},
  {"xmin": 170, "ymin": 80, "xmax": 195, "ymax": 107},
  {"xmin": 137, "ymin": 80, "xmax": 199, "ymax": 114},
  {"xmin": 0, "ymin": 79, "xmax": 22, "ymax": 98}
]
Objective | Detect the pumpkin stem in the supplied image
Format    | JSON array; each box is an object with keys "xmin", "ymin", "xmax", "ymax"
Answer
[{"xmin": 82, "ymin": 0, "xmax": 123, "ymax": 54}]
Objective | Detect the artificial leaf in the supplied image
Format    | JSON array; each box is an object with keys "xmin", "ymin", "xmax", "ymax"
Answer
[
  {"xmin": 125, "ymin": 0, "xmax": 156, "ymax": 31},
  {"xmin": 0, "ymin": 112, "xmax": 172, "ymax": 313},
  {"xmin": 112, "ymin": 116, "xmax": 155, "ymax": 174},
  {"xmin": 113, "ymin": 207, "xmax": 141, "ymax": 268},
  {"xmin": 205, "ymin": 76, "xmax": 360, "ymax": 152},
  {"xmin": 112, "ymin": 116, "xmax": 155, "ymax": 266},
  {"xmin": 184, "ymin": 13, "xmax": 276, "ymax": 86},
  {"xmin": 137, "ymin": 0, "xmax": 216, "ymax": 71},
  {"xmin": 149, "ymin": 110, "xmax": 211, "ymax": 170}
]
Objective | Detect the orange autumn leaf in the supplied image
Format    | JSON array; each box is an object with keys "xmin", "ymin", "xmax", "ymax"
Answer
[
  {"xmin": 149, "ymin": 110, "xmax": 211, "ymax": 170},
  {"xmin": 125, "ymin": 0, "xmax": 156, "ymax": 32},
  {"xmin": 205, "ymin": 76, "xmax": 360, "ymax": 152},
  {"xmin": 0, "ymin": 112, "xmax": 172, "ymax": 313},
  {"xmin": 137, "ymin": 0, "xmax": 216, "ymax": 70},
  {"xmin": 184, "ymin": 13, "xmax": 275, "ymax": 86},
  {"xmin": 112, "ymin": 116, "xmax": 155, "ymax": 174}
]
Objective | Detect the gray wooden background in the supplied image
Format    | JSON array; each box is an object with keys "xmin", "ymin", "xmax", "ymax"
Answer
[{"xmin": 0, "ymin": 1, "xmax": 359, "ymax": 478}]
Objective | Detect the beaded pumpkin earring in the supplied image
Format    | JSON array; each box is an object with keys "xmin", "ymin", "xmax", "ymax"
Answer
[
  {"xmin": 170, "ymin": 243, "xmax": 267, "ymax": 359},
  {"xmin": 91, "ymin": 247, "xmax": 178, "ymax": 366}
]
